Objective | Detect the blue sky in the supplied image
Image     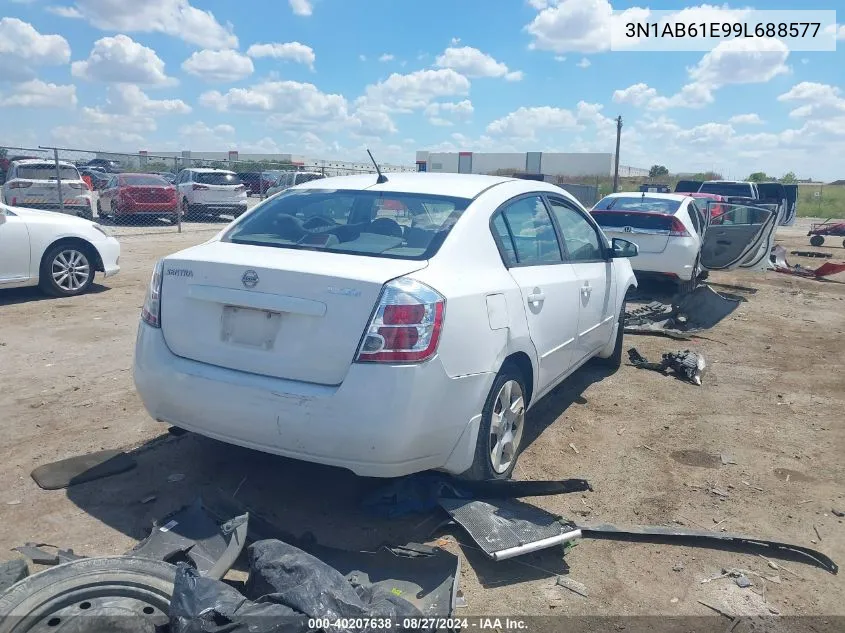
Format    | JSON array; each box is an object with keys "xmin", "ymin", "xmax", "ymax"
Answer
[{"xmin": 1, "ymin": 0, "xmax": 843, "ymax": 179}]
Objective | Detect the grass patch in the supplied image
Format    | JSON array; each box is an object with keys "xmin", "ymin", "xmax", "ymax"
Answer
[{"xmin": 796, "ymin": 184, "xmax": 845, "ymax": 219}]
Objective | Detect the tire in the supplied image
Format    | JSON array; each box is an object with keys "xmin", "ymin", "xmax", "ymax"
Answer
[
  {"xmin": 182, "ymin": 197, "xmax": 192, "ymax": 221},
  {"xmin": 593, "ymin": 300, "xmax": 625, "ymax": 371},
  {"xmin": 463, "ymin": 365, "xmax": 528, "ymax": 481},
  {"xmin": 0, "ymin": 557, "xmax": 175, "ymax": 631},
  {"xmin": 39, "ymin": 243, "xmax": 95, "ymax": 297},
  {"xmin": 95, "ymin": 198, "xmax": 107, "ymax": 219},
  {"xmin": 810, "ymin": 235, "xmax": 824, "ymax": 247}
]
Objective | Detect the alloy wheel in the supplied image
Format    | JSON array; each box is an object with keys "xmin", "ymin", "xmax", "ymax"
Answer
[
  {"xmin": 51, "ymin": 249, "xmax": 90, "ymax": 292},
  {"xmin": 489, "ymin": 379, "xmax": 525, "ymax": 474}
]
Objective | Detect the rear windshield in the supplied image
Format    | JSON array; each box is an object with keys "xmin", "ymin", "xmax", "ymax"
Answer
[
  {"xmin": 15, "ymin": 164, "xmax": 80, "ymax": 181},
  {"xmin": 120, "ymin": 174, "xmax": 169, "ymax": 186},
  {"xmin": 195, "ymin": 172, "xmax": 241, "ymax": 185},
  {"xmin": 591, "ymin": 211, "xmax": 675, "ymax": 231},
  {"xmin": 237, "ymin": 172, "xmax": 261, "ymax": 181},
  {"xmin": 223, "ymin": 189, "xmax": 471, "ymax": 260},
  {"xmin": 698, "ymin": 182, "xmax": 753, "ymax": 196},
  {"xmin": 593, "ymin": 196, "xmax": 682, "ymax": 214},
  {"xmin": 674, "ymin": 180, "xmax": 702, "ymax": 193}
]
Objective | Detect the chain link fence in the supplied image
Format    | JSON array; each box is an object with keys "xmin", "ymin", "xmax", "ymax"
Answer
[{"xmin": 1, "ymin": 144, "xmax": 416, "ymax": 236}]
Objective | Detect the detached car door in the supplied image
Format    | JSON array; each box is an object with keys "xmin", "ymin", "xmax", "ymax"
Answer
[
  {"xmin": 491, "ymin": 195, "xmax": 581, "ymax": 394},
  {"xmin": 546, "ymin": 195, "xmax": 615, "ymax": 361},
  {"xmin": 700, "ymin": 203, "xmax": 776, "ymax": 272}
]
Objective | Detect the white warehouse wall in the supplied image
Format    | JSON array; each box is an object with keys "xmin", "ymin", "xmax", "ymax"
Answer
[
  {"xmin": 540, "ymin": 153, "xmax": 613, "ymax": 177},
  {"xmin": 426, "ymin": 153, "xmax": 460, "ymax": 173},
  {"xmin": 470, "ymin": 153, "xmax": 527, "ymax": 174},
  {"xmin": 417, "ymin": 151, "xmax": 632, "ymax": 177}
]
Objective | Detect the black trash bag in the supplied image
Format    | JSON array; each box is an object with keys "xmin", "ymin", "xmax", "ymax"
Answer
[
  {"xmin": 169, "ymin": 563, "xmax": 308, "ymax": 633},
  {"xmin": 245, "ymin": 540, "xmax": 422, "ymax": 620},
  {"xmin": 169, "ymin": 540, "xmax": 423, "ymax": 633}
]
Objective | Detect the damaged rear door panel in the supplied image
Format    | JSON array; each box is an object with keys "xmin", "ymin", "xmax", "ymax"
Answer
[{"xmin": 700, "ymin": 203, "xmax": 777, "ymax": 272}]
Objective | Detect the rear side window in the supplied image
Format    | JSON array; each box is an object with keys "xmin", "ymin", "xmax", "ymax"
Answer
[
  {"xmin": 195, "ymin": 172, "xmax": 241, "ymax": 185},
  {"xmin": 546, "ymin": 198, "xmax": 604, "ymax": 262},
  {"xmin": 15, "ymin": 164, "xmax": 80, "ymax": 180},
  {"xmin": 223, "ymin": 189, "xmax": 471, "ymax": 260},
  {"xmin": 493, "ymin": 196, "xmax": 562, "ymax": 266},
  {"xmin": 593, "ymin": 196, "xmax": 682, "ymax": 214}
]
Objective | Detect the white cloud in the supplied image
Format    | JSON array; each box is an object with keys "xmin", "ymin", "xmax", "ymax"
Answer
[
  {"xmin": 246, "ymin": 42, "xmax": 315, "ymax": 69},
  {"xmin": 424, "ymin": 100, "xmax": 474, "ymax": 126},
  {"xmin": 201, "ymin": 80, "xmax": 352, "ymax": 131},
  {"xmin": 822, "ymin": 23, "xmax": 845, "ymax": 40},
  {"xmin": 688, "ymin": 37, "xmax": 789, "ymax": 86},
  {"xmin": 613, "ymin": 83, "xmax": 657, "ymax": 107},
  {"xmin": 69, "ymin": 0, "xmax": 238, "ymax": 49},
  {"xmin": 527, "ymin": 0, "xmax": 550, "ymax": 8},
  {"xmin": 178, "ymin": 121, "xmax": 236, "ymax": 147},
  {"xmin": 778, "ymin": 82, "xmax": 845, "ymax": 119},
  {"xmin": 0, "ymin": 18, "xmax": 71, "ymax": 79},
  {"xmin": 46, "ymin": 5, "xmax": 83, "ymax": 17},
  {"xmin": 289, "ymin": 0, "xmax": 312, "ymax": 16},
  {"xmin": 359, "ymin": 54, "xmax": 367, "ymax": 62},
  {"xmin": 71, "ymin": 35, "xmax": 176, "ymax": 85},
  {"xmin": 649, "ymin": 83, "xmax": 714, "ymax": 109},
  {"xmin": 554, "ymin": 55, "xmax": 567, "ymax": 62},
  {"xmin": 0, "ymin": 79, "xmax": 77, "ymax": 108},
  {"xmin": 107, "ymin": 84, "xmax": 191, "ymax": 115},
  {"xmin": 729, "ymin": 113, "xmax": 764, "ymax": 125},
  {"xmin": 357, "ymin": 68, "xmax": 470, "ymax": 112},
  {"xmin": 435, "ymin": 46, "xmax": 522, "ymax": 80},
  {"xmin": 379, "ymin": 53, "xmax": 395, "ymax": 62},
  {"xmin": 576, "ymin": 57, "xmax": 591, "ymax": 68},
  {"xmin": 486, "ymin": 106, "xmax": 580, "ymax": 139},
  {"xmin": 182, "ymin": 49, "xmax": 254, "ymax": 82},
  {"xmin": 349, "ymin": 108, "xmax": 397, "ymax": 136}
]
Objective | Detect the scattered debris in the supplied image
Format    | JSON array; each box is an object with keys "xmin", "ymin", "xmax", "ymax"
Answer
[
  {"xmin": 791, "ymin": 250, "xmax": 832, "ymax": 258},
  {"xmin": 0, "ymin": 559, "xmax": 29, "ymax": 594},
  {"xmin": 711, "ymin": 488, "xmax": 730, "ymax": 498},
  {"xmin": 672, "ymin": 563, "xmax": 684, "ymax": 572},
  {"xmin": 167, "ymin": 473, "xmax": 186, "ymax": 483},
  {"xmin": 569, "ymin": 443, "xmax": 579, "ymax": 454},
  {"xmin": 30, "ymin": 449, "xmax": 136, "ymax": 490},
  {"xmin": 771, "ymin": 245, "xmax": 845, "ymax": 279},
  {"xmin": 624, "ymin": 285, "xmax": 743, "ymax": 339},
  {"xmin": 735, "ymin": 574, "xmax": 752, "ymax": 588},
  {"xmin": 833, "ymin": 509, "xmax": 845, "ymax": 518},
  {"xmin": 11, "ymin": 543, "xmax": 83, "ymax": 566},
  {"xmin": 720, "ymin": 453, "xmax": 737, "ymax": 466},
  {"xmin": 556, "ymin": 576, "xmax": 589, "ymax": 598},
  {"xmin": 628, "ymin": 348, "xmax": 707, "ymax": 386},
  {"xmin": 813, "ymin": 525, "xmax": 822, "ymax": 542}
]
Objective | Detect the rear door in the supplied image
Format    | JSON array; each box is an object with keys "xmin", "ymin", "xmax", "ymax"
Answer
[
  {"xmin": 700, "ymin": 203, "xmax": 776, "ymax": 271},
  {"xmin": 491, "ymin": 195, "xmax": 580, "ymax": 393},
  {"xmin": 0, "ymin": 210, "xmax": 32, "ymax": 283},
  {"xmin": 782, "ymin": 184, "xmax": 798, "ymax": 226},
  {"xmin": 546, "ymin": 195, "xmax": 614, "ymax": 360}
]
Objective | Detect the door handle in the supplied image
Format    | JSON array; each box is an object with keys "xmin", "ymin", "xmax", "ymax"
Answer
[
  {"xmin": 527, "ymin": 291, "xmax": 545, "ymax": 303},
  {"xmin": 581, "ymin": 283, "xmax": 592, "ymax": 297}
]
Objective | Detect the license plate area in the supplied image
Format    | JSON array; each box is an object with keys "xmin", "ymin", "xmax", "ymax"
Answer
[{"xmin": 221, "ymin": 305, "xmax": 281, "ymax": 349}]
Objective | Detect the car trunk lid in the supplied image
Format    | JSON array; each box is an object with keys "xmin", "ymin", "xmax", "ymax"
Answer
[
  {"xmin": 160, "ymin": 241, "xmax": 428, "ymax": 385},
  {"xmin": 125, "ymin": 186, "xmax": 174, "ymax": 203},
  {"xmin": 590, "ymin": 210, "xmax": 677, "ymax": 253}
]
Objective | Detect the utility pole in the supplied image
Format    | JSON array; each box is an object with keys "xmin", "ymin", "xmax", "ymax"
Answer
[{"xmin": 612, "ymin": 116, "xmax": 622, "ymax": 193}]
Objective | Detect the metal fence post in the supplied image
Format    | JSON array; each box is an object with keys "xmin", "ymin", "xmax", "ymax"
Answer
[{"xmin": 53, "ymin": 148, "xmax": 65, "ymax": 215}]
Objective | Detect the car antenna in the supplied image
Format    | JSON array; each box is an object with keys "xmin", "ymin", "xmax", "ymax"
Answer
[{"xmin": 366, "ymin": 148, "xmax": 388, "ymax": 184}]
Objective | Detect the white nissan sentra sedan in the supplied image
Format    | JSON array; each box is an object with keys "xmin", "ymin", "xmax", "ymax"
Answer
[{"xmin": 133, "ymin": 173, "xmax": 638, "ymax": 480}]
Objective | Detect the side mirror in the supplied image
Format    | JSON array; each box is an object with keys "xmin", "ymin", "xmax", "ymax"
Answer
[{"xmin": 611, "ymin": 237, "xmax": 638, "ymax": 258}]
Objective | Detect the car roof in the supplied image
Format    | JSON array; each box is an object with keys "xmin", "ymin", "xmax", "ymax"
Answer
[
  {"xmin": 600, "ymin": 191, "xmax": 689, "ymax": 203},
  {"xmin": 187, "ymin": 168, "xmax": 236, "ymax": 173},
  {"xmin": 293, "ymin": 172, "xmax": 519, "ymax": 199},
  {"xmin": 702, "ymin": 180, "xmax": 747, "ymax": 184},
  {"xmin": 12, "ymin": 158, "xmax": 76, "ymax": 167}
]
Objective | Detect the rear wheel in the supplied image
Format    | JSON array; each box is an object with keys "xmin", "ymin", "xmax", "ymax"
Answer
[
  {"xmin": 39, "ymin": 244, "xmax": 94, "ymax": 297},
  {"xmin": 463, "ymin": 366, "xmax": 527, "ymax": 481},
  {"xmin": 810, "ymin": 235, "xmax": 824, "ymax": 247}
]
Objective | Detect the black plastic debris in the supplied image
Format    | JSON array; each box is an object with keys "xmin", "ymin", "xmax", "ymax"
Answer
[
  {"xmin": 628, "ymin": 348, "xmax": 707, "ymax": 386},
  {"xmin": 11, "ymin": 543, "xmax": 84, "ymax": 566},
  {"xmin": 438, "ymin": 497, "xmax": 581, "ymax": 561},
  {"xmin": 624, "ymin": 285, "xmax": 742, "ymax": 339},
  {"xmin": 30, "ymin": 449, "xmax": 136, "ymax": 490},
  {"xmin": 0, "ymin": 559, "xmax": 28, "ymax": 594},
  {"xmin": 169, "ymin": 540, "xmax": 427, "ymax": 633},
  {"xmin": 129, "ymin": 497, "xmax": 248, "ymax": 579}
]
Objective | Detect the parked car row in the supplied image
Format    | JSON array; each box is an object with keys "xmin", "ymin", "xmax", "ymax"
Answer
[{"xmin": 1, "ymin": 159, "xmax": 95, "ymax": 219}]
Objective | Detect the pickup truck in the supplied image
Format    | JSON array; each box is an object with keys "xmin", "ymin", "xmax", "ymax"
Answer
[{"xmin": 678, "ymin": 180, "xmax": 794, "ymax": 226}]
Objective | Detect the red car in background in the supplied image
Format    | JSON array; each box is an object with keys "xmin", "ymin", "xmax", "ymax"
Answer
[
  {"xmin": 684, "ymin": 192, "xmax": 728, "ymax": 223},
  {"xmin": 97, "ymin": 173, "xmax": 178, "ymax": 223}
]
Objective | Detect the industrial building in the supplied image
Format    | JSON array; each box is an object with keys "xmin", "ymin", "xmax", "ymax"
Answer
[{"xmin": 415, "ymin": 151, "xmax": 648, "ymax": 178}]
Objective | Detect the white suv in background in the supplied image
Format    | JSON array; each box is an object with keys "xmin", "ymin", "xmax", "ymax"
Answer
[
  {"xmin": 2, "ymin": 159, "xmax": 94, "ymax": 219},
  {"xmin": 175, "ymin": 168, "xmax": 248, "ymax": 219}
]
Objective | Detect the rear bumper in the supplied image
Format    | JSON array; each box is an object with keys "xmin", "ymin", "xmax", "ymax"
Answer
[
  {"xmin": 192, "ymin": 202, "xmax": 247, "ymax": 212},
  {"xmin": 118, "ymin": 201, "xmax": 177, "ymax": 214},
  {"xmin": 133, "ymin": 323, "xmax": 494, "ymax": 477},
  {"xmin": 628, "ymin": 239, "xmax": 698, "ymax": 281}
]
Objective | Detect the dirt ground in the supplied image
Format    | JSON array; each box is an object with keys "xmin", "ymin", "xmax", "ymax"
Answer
[{"xmin": 0, "ymin": 218, "xmax": 843, "ymax": 619}]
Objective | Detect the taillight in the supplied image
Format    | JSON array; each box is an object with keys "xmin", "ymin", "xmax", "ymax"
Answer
[
  {"xmin": 141, "ymin": 260, "xmax": 164, "ymax": 328},
  {"xmin": 8, "ymin": 181, "xmax": 31, "ymax": 189},
  {"xmin": 669, "ymin": 217, "xmax": 690, "ymax": 237},
  {"xmin": 192, "ymin": 184, "xmax": 209, "ymax": 190},
  {"xmin": 355, "ymin": 278, "xmax": 445, "ymax": 363},
  {"xmin": 234, "ymin": 185, "xmax": 246, "ymax": 192}
]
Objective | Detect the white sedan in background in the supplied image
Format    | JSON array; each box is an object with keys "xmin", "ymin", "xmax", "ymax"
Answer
[
  {"xmin": 0, "ymin": 204, "xmax": 120, "ymax": 296},
  {"xmin": 134, "ymin": 173, "xmax": 638, "ymax": 480},
  {"xmin": 590, "ymin": 192, "xmax": 779, "ymax": 290}
]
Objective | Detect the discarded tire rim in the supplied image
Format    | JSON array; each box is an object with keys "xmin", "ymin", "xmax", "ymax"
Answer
[{"xmin": 0, "ymin": 557, "xmax": 176, "ymax": 633}]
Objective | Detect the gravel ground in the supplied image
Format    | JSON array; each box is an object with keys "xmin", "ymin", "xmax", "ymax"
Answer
[{"xmin": 0, "ymin": 217, "xmax": 842, "ymax": 618}]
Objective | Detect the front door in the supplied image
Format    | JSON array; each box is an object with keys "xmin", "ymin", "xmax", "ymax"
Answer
[
  {"xmin": 701, "ymin": 203, "xmax": 776, "ymax": 272},
  {"xmin": 492, "ymin": 195, "xmax": 581, "ymax": 394},
  {"xmin": 546, "ymin": 196, "xmax": 615, "ymax": 360},
  {"xmin": 0, "ymin": 210, "xmax": 32, "ymax": 283}
]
